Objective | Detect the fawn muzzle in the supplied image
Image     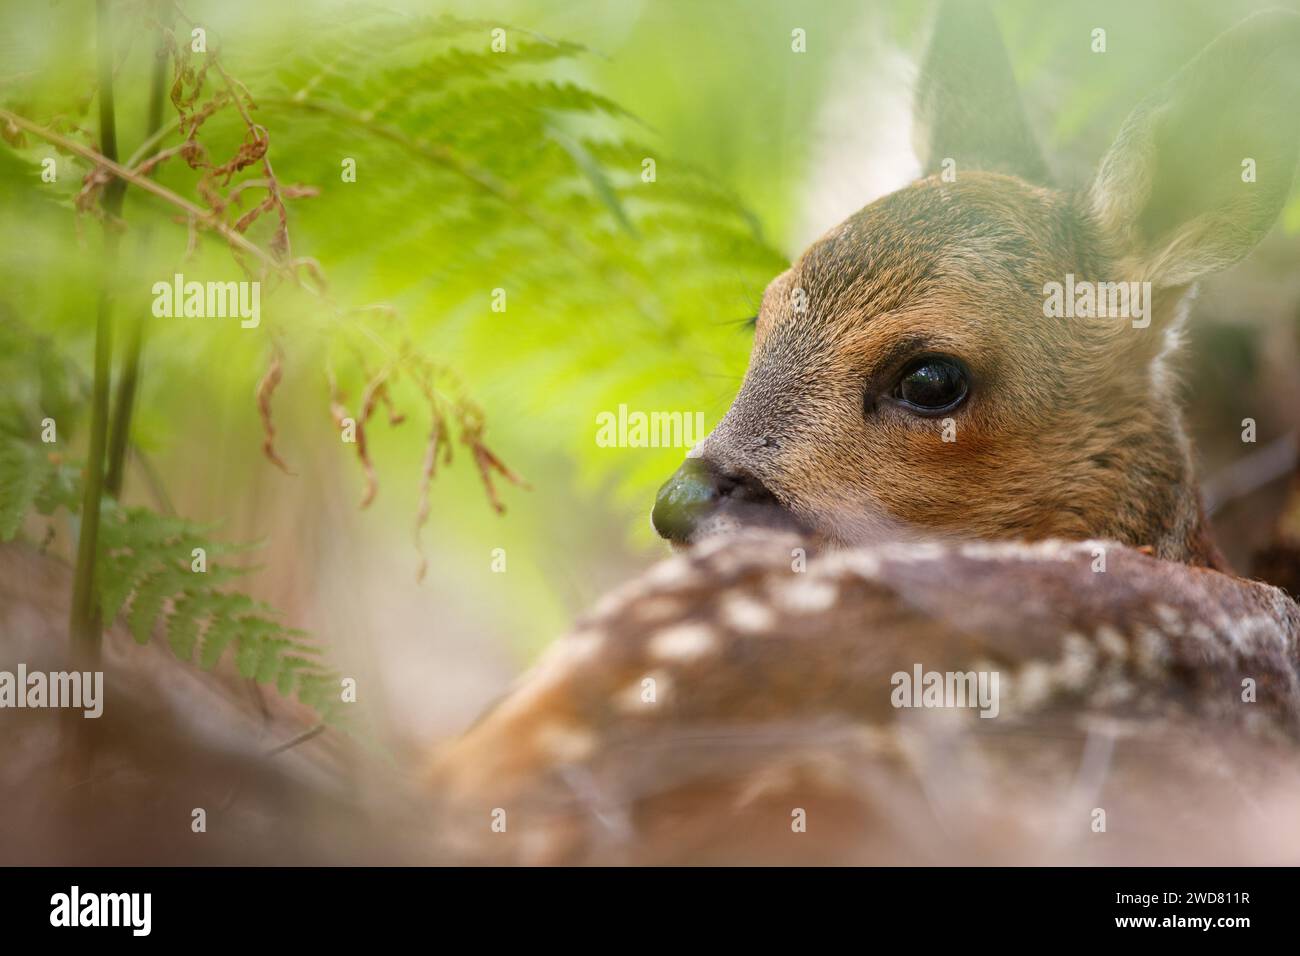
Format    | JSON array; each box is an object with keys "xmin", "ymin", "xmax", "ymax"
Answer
[{"xmin": 652, "ymin": 457, "xmax": 793, "ymax": 544}]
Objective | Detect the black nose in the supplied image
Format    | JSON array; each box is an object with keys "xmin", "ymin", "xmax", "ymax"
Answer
[
  {"xmin": 651, "ymin": 459, "xmax": 717, "ymax": 543},
  {"xmin": 651, "ymin": 458, "xmax": 775, "ymax": 543}
]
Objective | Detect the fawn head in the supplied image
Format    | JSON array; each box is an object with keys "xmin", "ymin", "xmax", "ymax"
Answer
[{"xmin": 653, "ymin": 3, "xmax": 1300, "ymax": 566}]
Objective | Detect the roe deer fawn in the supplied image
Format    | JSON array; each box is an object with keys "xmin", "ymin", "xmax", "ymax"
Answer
[
  {"xmin": 429, "ymin": 4, "xmax": 1300, "ymax": 865},
  {"xmin": 650, "ymin": 3, "xmax": 1300, "ymax": 569}
]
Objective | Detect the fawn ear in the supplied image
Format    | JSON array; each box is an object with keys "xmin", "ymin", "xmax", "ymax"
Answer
[
  {"xmin": 913, "ymin": 0, "xmax": 1049, "ymax": 184},
  {"xmin": 1089, "ymin": 12, "xmax": 1300, "ymax": 288}
]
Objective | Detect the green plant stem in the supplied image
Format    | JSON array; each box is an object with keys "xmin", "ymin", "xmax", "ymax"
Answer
[
  {"xmin": 69, "ymin": 0, "xmax": 126, "ymax": 658},
  {"xmin": 104, "ymin": 4, "xmax": 170, "ymax": 499}
]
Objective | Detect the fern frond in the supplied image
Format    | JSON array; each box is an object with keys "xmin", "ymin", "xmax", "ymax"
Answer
[
  {"xmin": 87, "ymin": 504, "xmax": 345, "ymax": 723},
  {"xmin": 0, "ymin": 424, "xmax": 343, "ymax": 719},
  {"xmin": 96, "ymin": 504, "xmax": 343, "ymax": 715},
  {"xmin": 0, "ymin": 434, "xmax": 79, "ymax": 541}
]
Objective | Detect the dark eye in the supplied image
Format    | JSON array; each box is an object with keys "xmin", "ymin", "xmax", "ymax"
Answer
[{"xmin": 893, "ymin": 356, "xmax": 969, "ymax": 413}]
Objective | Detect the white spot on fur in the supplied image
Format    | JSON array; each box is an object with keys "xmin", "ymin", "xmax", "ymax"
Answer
[
  {"xmin": 771, "ymin": 577, "xmax": 840, "ymax": 614},
  {"xmin": 1012, "ymin": 661, "xmax": 1054, "ymax": 710},
  {"xmin": 644, "ymin": 557, "xmax": 695, "ymax": 590},
  {"xmin": 1152, "ymin": 604, "xmax": 1185, "ymax": 637},
  {"xmin": 878, "ymin": 541, "xmax": 947, "ymax": 564},
  {"xmin": 833, "ymin": 550, "xmax": 882, "ymax": 579},
  {"xmin": 1188, "ymin": 619, "xmax": 1216, "ymax": 646},
  {"xmin": 1093, "ymin": 625, "xmax": 1128, "ymax": 660},
  {"xmin": 1059, "ymin": 633, "xmax": 1097, "ymax": 690},
  {"xmin": 649, "ymin": 623, "xmax": 718, "ymax": 662},
  {"xmin": 721, "ymin": 591, "xmax": 776, "ymax": 633},
  {"xmin": 1228, "ymin": 614, "xmax": 1287, "ymax": 653},
  {"xmin": 694, "ymin": 527, "xmax": 744, "ymax": 558},
  {"xmin": 955, "ymin": 538, "xmax": 1113, "ymax": 563},
  {"xmin": 1134, "ymin": 626, "xmax": 1169, "ymax": 676}
]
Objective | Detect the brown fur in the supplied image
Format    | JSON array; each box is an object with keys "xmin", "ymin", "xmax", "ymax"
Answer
[
  {"xmin": 431, "ymin": 532, "xmax": 1300, "ymax": 865},
  {"xmin": 711, "ymin": 173, "xmax": 1217, "ymax": 564}
]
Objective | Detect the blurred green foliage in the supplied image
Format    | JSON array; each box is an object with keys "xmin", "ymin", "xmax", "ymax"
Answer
[{"xmin": 2, "ymin": 0, "xmax": 1298, "ymax": 664}]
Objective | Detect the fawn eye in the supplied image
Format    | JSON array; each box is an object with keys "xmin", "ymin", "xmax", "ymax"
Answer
[{"xmin": 893, "ymin": 356, "xmax": 968, "ymax": 413}]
